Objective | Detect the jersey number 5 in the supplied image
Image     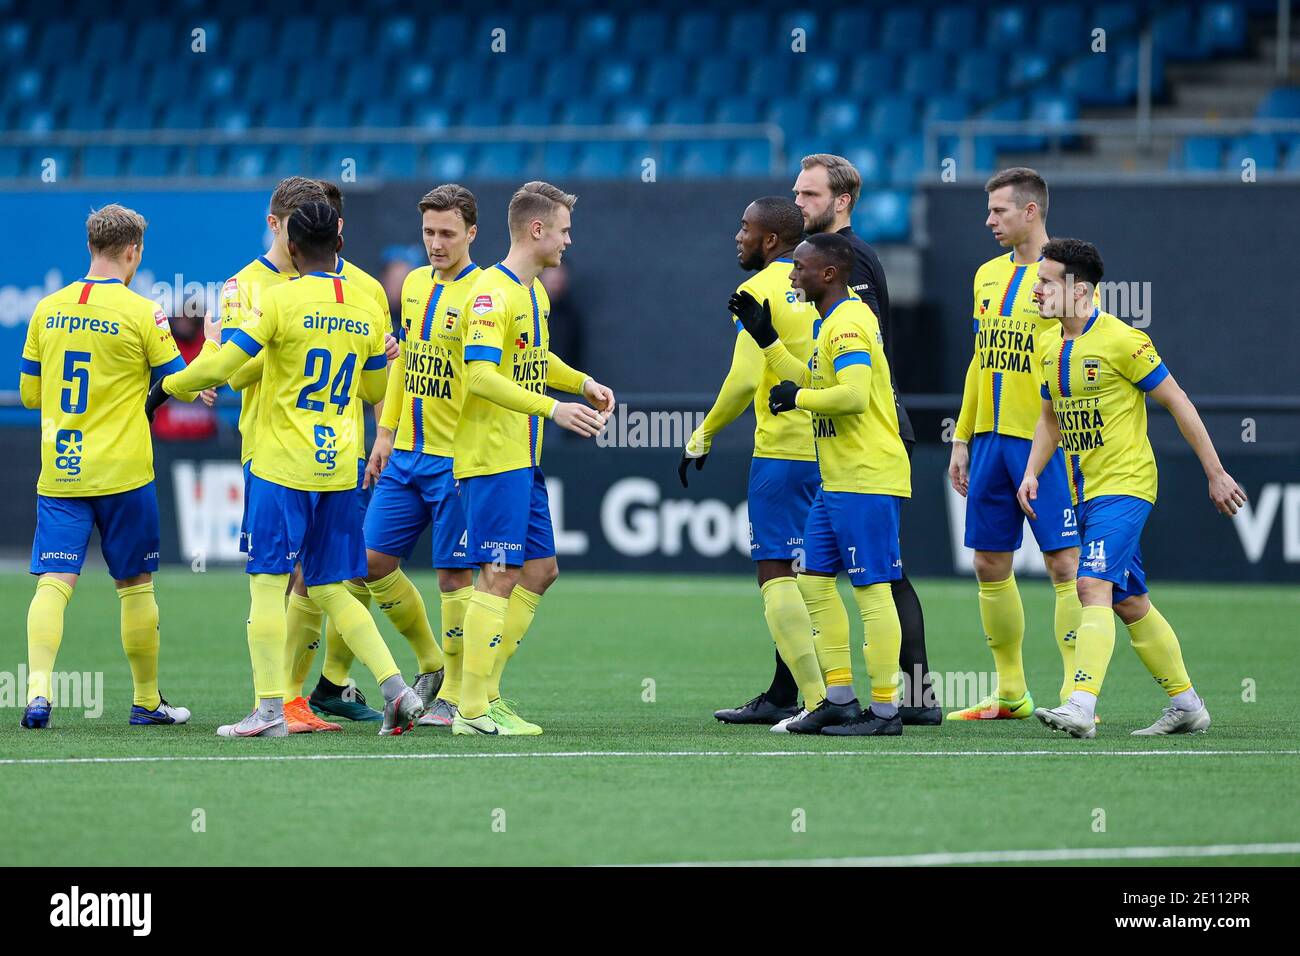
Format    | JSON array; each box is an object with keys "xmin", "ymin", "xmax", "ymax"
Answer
[
  {"xmin": 297, "ymin": 349, "xmax": 356, "ymax": 415},
  {"xmin": 61, "ymin": 351, "xmax": 91, "ymax": 414}
]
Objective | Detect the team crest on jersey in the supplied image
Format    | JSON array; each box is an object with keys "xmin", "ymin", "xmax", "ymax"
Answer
[
  {"xmin": 444, "ymin": 306, "xmax": 459, "ymax": 331},
  {"xmin": 153, "ymin": 309, "xmax": 170, "ymax": 330},
  {"xmin": 472, "ymin": 294, "xmax": 494, "ymax": 315},
  {"xmin": 221, "ymin": 277, "xmax": 239, "ymax": 303},
  {"xmin": 515, "ymin": 331, "xmax": 530, "ymax": 349},
  {"xmin": 1083, "ymin": 357, "xmax": 1101, "ymax": 387},
  {"xmin": 980, "ymin": 298, "xmax": 990, "ymax": 314}
]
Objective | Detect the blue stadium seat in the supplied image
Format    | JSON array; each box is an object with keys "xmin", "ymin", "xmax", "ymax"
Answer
[
  {"xmin": 410, "ymin": 104, "xmax": 451, "ymax": 130},
  {"xmin": 1113, "ymin": 43, "xmax": 1167, "ymax": 98},
  {"xmin": 828, "ymin": 9, "xmax": 872, "ymax": 55},
  {"xmin": 211, "ymin": 105, "xmax": 250, "ymax": 133},
  {"xmin": 902, "ymin": 52, "xmax": 948, "ymax": 96},
  {"xmin": 745, "ymin": 57, "xmax": 793, "ymax": 97},
  {"xmin": 818, "ymin": 101, "xmax": 861, "ymax": 138},
  {"xmin": 674, "ymin": 12, "xmax": 722, "ymax": 55},
  {"xmin": 11, "ymin": 66, "xmax": 41, "ymax": 101},
  {"xmin": 1284, "ymin": 141, "xmax": 1300, "ymax": 173},
  {"xmin": 0, "ymin": 147, "xmax": 24, "ymax": 179},
  {"xmin": 506, "ymin": 98, "xmax": 554, "ymax": 127},
  {"xmin": 229, "ymin": 17, "xmax": 272, "ymax": 60},
  {"xmin": 475, "ymin": 143, "xmax": 527, "ymax": 179},
  {"xmin": 161, "ymin": 104, "xmax": 205, "ymax": 129},
  {"xmin": 145, "ymin": 63, "xmax": 195, "ymax": 106},
  {"xmin": 14, "ymin": 107, "xmax": 55, "ymax": 134},
  {"xmin": 731, "ymin": 140, "xmax": 772, "ymax": 177},
  {"xmin": 1256, "ymin": 87, "xmax": 1300, "ymax": 118},
  {"xmin": 847, "ymin": 53, "xmax": 896, "ymax": 95},
  {"xmin": 799, "ymin": 58, "xmax": 841, "ymax": 96},
  {"xmin": 192, "ymin": 145, "xmax": 224, "ymax": 178},
  {"xmin": 868, "ymin": 95, "xmax": 915, "ymax": 142},
  {"xmin": 979, "ymin": 96, "xmax": 1029, "ymax": 149},
  {"xmin": 933, "ymin": 6, "xmax": 978, "ymax": 51},
  {"xmin": 427, "ymin": 14, "xmax": 469, "ymax": 49},
  {"xmin": 1177, "ymin": 136, "xmax": 1225, "ymax": 171},
  {"xmin": 1, "ymin": 21, "xmax": 30, "ymax": 57},
  {"xmin": 64, "ymin": 102, "xmax": 108, "ymax": 131},
  {"xmin": 493, "ymin": 57, "xmax": 537, "ymax": 100},
  {"xmin": 986, "ymin": 6, "xmax": 1031, "ymax": 47},
  {"xmin": 460, "ymin": 101, "xmax": 504, "ymax": 128},
  {"xmin": 938, "ymin": 135, "xmax": 998, "ymax": 175},
  {"xmin": 766, "ymin": 96, "xmax": 813, "ymax": 141},
  {"xmin": 81, "ymin": 145, "xmax": 124, "ymax": 178},
  {"xmin": 1009, "ymin": 53, "xmax": 1051, "ymax": 89},
  {"xmin": 542, "ymin": 60, "xmax": 587, "ymax": 100},
  {"xmin": 889, "ymin": 138, "xmax": 927, "ymax": 185},
  {"xmin": 778, "ymin": 11, "xmax": 819, "ymax": 51},
  {"xmin": 610, "ymin": 99, "xmax": 654, "ymax": 130},
  {"xmin": 36, "ymin": 21, "xmax": 75, "ymax": 63},
  {"xmin": 377, "ymin": 15, "xmax": 415, "ymax": 53},
  {"xmin": 593, "ymin": 59, "xmax": 636, "ymax": 99},
  {"xmin": 261, "ymin": 103, "xmax": 302, "ymax": 129},
  {"xmin": 714, "ymin": 96, "xmax": 762, "ymax": 125},
  {"xmin": 360, "ymin": 102, "xmax": 403, "ymax": 127},
  {"xmin": 343, "ymin": 62, "xmax": 387, "ymax": 101},
  {"xmin": 557, "ymin": 100, "xmax": 606, "ymax": 126},
  {"xmin": 880, "ymin": 8, "xmax": 925, "ymax": 49},
  {"xmin": 314, "ymin": 143, "xmax": 375, "ymax": 181},
  {"xmin": 1154, "ymin": 7, "xmax": 1208, "ymax": 59},
  {"xmin": 853, "ymin": 190, "xmax": 911, "ymax": 244},
  {"xmin": 265, "ymin": 145, "xmax": 307, "ymax": 180},
  {"xmin": 841, "ymin": 144, "xmax": 887, "ymax": 186},
  {"xmin": 696, "ymin": 59, "xmax": 738, "ymax": 98},
  {"xmin": 199, "ymin": 65, "xmax": 235, "ymax": 100},
  {"xmin": 227, "ymin": 144, "xmax": 272, "ymax": 180},
  {"xmin": 677, "ymin": 141, "xmax": 729, "ymax": 178},
  {"xmin": 525, "ymin": 12, "xmax": 567, "ymax": 53},
  {"xmin": 1200, "ymin": 2, "xmax": 1246, "ymax": 54},
  {"xmin": 624, "ymin": 12, "xmax": 668, "ymax": 56},
  {"xmin": 50, "ymin": 64, "xmax": 88, "ymax": 105},
  {"xmin": 281, "ymin": 17, "xmax": 320, "ymax": 53},
  {"xmin": 442, "ymin": 61, "xmax": 483, "ymax": 100},
  {"xmin": 662, "ymin": 99, "xmax": 708, "ymax": 125},
  {"xmin": 575, "ymin": 142, "xmax": 627, "ymax": 179},
  {"xmin": 377, "ymin": 143, "xmax": 416, "ymax": 179},
  {"xmin": 424, "ymin": 145, "xmax": 471, "ymax": 181},
  {"xmin": 1225, "ymin": 133, "xmax": 1280, "ymax": 171},
  {"xmin": 538, "ymin": 141, "xmax": 578, "ymax": 178},
  {"xmin": 125, "ymin": 147, "xmax": 175, "ymax": 178},
  {"xmin": 1062, "ymin": 54, "xmax": 1127, "ymax": 106},
  {"xmin": 113, "ymin": 104, "xmax": 156, "ymax": 130},
  {"xmin": 1036, "ymin": 6, "xmax": 1086, "ymax": 55},
  {"xmin": 400, "ymin": 63, "xmax": 434, "ymax": 98},
  {"xmin": 308, "ymin": 102, "xmax": 355, "ymax": 130},
  {"xmin": 574, "ymin": 13, "xmax": 617, "ymax": 53},
  {"xmin": 726, "ymin": 11, "xmax": 771, "ymax": 53},
  {"xmin": 923, "ymin": 94, "xmax": 970, "ymax": 125},
  {"xmin": 643, "ymin": 57, "xmax": 687, "ymax": 99},
  {"xmin": 954, "ymin": 51, "xmax": 1001, "ymax": 99},
  {"xmin": 326, "ymin": 16, "xmax": 368, "ymax": 58},
  {"xmin": 1093, "ymin": 3, "xmax": 1138, "ymax": 37}
]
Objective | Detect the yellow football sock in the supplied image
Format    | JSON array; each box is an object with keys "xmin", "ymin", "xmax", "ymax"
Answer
[
  {"xmin": 1126, "ymin": 604, "xmax": 1192, "ymax": 697},
  {"xmin": 1053, "ymin": 578, "xmax": 1082, "ymax": 704},
  {"xmin": 369, "ymin": 568, "xmax": 444, "ymax": 674},
  {"xmin": 978, "ymin": 574, "xmax": 1027, "ymax": 700},
  {"xmin": 321, "ymin": 580, "xmax": 367, "ymax": 685},
  {"xmin": 487, "ymin": 585, "xmax": 541, "ymax": 702},
  {"xmin": 798, "ymin": 574, "xmax": 851, "ymax": 687},
  {"xmin": 26, "ymin": 577, "xmax": 72, "ymax": 702},
  {"xmin": 118, "ymin": 581, "xmax": 160, "ymax": 709},
  {"xmin": 1073, "ymin": 604, "xmax": 1116, "ymax": 696},
  {"xmin": 460, "ymin": 590, "xmax": 509, "ymax": 719},
  {"xmin": 761, "ymin": 577, "xmax": 825, "ymax": 708},
  {"xmin": 308, "ymin": 582, "xmax": 400, "ymax": 687},
  {"xmin": 853, "ymin": 582, "xmax": 902, "ymax": 705},
  {"xmin": 283, "ymin": 591, "xmax": 323, "ymax": 699},
  {"xmin": 248, "ymin": 574, "xmax": 290, "ymax": 700},
  {"xmin": 439, "ymin": 585, "xmax": 473, "ymax": 706}
]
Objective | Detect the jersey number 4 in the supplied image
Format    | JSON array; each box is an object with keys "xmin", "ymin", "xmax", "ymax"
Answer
[{"xmin": 297, "ymin": 349, "xmax": 356, "ymax": 415}]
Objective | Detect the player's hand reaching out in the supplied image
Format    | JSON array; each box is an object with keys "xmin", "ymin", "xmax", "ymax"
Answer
[
  {"xmin": 1208, "ymin": 470, "xmax": 1248, "ymax": 516},
  {"xmin": 553, "ymin": 401, "xmax": 605, "ymax": 438},
  {"xmin": 948, "ymin": 440, "xmax": 970, "ymax": 497},
  {"xmin": 1016, "ymin": 473, "xmax": 1039, "ymax": 520},
  {"xmin": 383, "ymin": 333, "xmax": 400, "ymax": 362},
  {"xmin": 768, "ymin": 380, "xmax": 800, "ymax": 414},
  {"xmin": 365, "ymin": 428, "xmax": 395, "ymax": 489},
  {"xmin": 728, "ymin": 290, "xmax": 777, "ymax": 348}
]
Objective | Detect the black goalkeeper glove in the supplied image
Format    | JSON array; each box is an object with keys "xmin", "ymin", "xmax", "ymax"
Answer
[
  {"xmin": 728, "ymin": 290, "xmax": 776, "ymax": 348},
  {"xmin": 145, "ymin": 378, "xmax": 171, "ymax": 423},
  {"xmin": 678, "ymin": 450, "xmax": 707, "ymax": 488},
  {"xmin": 768, "ymin": 380, "xmax": 800, "ymax": 414}
]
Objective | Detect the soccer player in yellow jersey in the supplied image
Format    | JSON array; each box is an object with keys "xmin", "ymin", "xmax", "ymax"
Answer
[
  {"xmin": 733, "ymin": 233, "xmax": 911, "ymax": 736},
  {"xmin": 680, "ymin": 197, "xmax": 826, "ymax": 729},
  {"xmin": 1018, "ymin": 239, "xmax": 1244, "ymax": 738},
  {"xmin": 948, "ymin": 167, "xmax": 1083, "ymax": 720},
  {"xmin": 451, "ymin": 181, "xmax": 615, "ymax": 736},
  {"xmin": 152, "ymin": 202, "xmax": 424, "ymax": 738},
  {"xmin": 363, "ymin": 184, "xmax": 483, "ymax": 729},
  {"xmin": 18, "ymin": 205, "xmax": 193, "ymax": 730}
]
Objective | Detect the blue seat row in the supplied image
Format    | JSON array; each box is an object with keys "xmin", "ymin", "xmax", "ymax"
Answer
[{"xmin": 1172, "ymin": 132, "xmax": 1300, "ymax": 172}]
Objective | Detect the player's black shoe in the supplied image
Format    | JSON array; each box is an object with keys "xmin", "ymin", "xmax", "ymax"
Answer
[
  {"xmin": 899, "ymin": 706, "xmax": 943, "ymax": 726},
  {"xmin": 785, "ymin": 698, "xmax": 860, "ymax": 734},
  {"xmin": 714, "ymin": 693, "xmax": 799, "ymax": 725},
  {"xmin": 823, "ymin": 709, "xmax": 903, "ymax": 736}
]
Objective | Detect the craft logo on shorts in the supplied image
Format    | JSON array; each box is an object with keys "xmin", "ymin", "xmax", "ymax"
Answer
[
  {"xmin": 472, "ymin": 294, "xmax": 494, "ymax": 315},
  {"xmin": 313, "ymin": 424, "xmax": 338, "ymax": 470},
  {"xmin": 55, "ymin": 429, "xmax": 83, "ymax": 476}
]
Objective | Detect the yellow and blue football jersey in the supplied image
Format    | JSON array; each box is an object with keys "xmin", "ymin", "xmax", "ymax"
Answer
[{"xmin": 221, "ymin": 256, "xmax": 294, "ymax": 464}]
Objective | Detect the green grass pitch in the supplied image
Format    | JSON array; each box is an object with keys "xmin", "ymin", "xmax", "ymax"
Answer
[{"xmin": 0, "ymin": 570, "xmax": 1296, "ymax": 866}]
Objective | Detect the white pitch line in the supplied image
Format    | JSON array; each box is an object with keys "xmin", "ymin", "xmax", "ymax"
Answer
[
  {"xmin": 650, "ymin": 842, "xmax": 1300, "ymax": 867},
  {"xmin": 0, "ymin": 748, "xmax": 1297, "ymax": 767}
]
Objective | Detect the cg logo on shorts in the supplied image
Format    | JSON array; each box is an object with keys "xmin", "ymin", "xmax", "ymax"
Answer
[
  {"xmin": 313, "ymin": 424, "xmax": 338, "ymax": 470},
  {"xmin": 55, "ymin": 429, "xmax": 83, "ymax": 476}
]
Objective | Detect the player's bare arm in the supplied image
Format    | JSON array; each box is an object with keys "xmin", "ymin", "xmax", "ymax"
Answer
[{"xmin": 1148, "ymin": 375, "xmax": 1248, "ymax": 516}]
